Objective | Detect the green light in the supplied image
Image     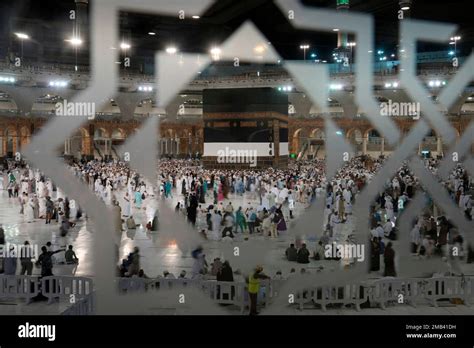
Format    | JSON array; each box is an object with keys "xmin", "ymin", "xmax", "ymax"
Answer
[
  {"xmin": 337, "ymin": 0, "xmax": 349, "ymax": 5},
  {"xmin": 290, "ymin": 153, "xmax": 297, "ymax": 159}
]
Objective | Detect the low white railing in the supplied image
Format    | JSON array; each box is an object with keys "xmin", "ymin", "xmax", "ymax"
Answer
[{"xmin": 2, "ymin": 275, "xmax": 472, "ymax": 314}]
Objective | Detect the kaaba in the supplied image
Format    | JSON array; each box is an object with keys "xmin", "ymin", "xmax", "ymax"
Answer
[{"xmin": 202, "ymin": 88, "xmax": 289, "ymax": 169}]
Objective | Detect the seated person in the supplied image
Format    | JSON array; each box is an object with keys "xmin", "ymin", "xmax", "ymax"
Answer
[
  {"xmin": 119, "ymin": 259, "xmax": 129, "ymax": 277},
  {"xmin": 222, "ymin": 231, "xmax": 234, "ymax": 243},
  {"xmin": 162, "ymin": 270, "xmax": 175, "ymax": 279},
  {"xmin": 312, "ymin": 241, "xmax": 325, "ymax": 260},
  {"xmin": 137, "ymin": 269, "xmax": 150, "ymax": 279},
  {"xmin": 296, "ymin": 243, "xmax": 310, "ymax": 264},
  {"xmin": 64, "ymin": 245, "xmax": 79, "ymax": 264},
  {"xmin": 126, "ymin": 216, "xmax": 136, "ymax": 229},
  {"xmin": 285, "ymin": 243, "xmax": 298, "ymax": 261}
]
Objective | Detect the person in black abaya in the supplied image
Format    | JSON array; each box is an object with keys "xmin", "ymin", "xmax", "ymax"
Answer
[
  {"xmin": 187, "ymin": 192, "xmax": 198, "ymax": 226},
  {"xmin": 383, "ymin": 242, "xmax": 397, "ymax": 277},
  {"xmin": 370, "ymin": 237, "xmax": 380, "ymax": 272}
]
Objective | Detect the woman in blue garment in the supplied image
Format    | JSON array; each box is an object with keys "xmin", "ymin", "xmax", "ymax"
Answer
[{"xmin": 134, "ymin": 190, "xmax": 143, "ymax": 209}]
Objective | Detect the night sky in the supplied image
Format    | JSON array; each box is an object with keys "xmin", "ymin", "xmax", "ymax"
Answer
[{"xmin": 0, "ymin": 0, "xmax": 472, "ymax": 64}]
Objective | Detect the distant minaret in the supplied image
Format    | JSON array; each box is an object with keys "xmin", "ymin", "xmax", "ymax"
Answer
[
  {"xmin": 74, "ymin": 0, "xmax": 89, "ymax": 41},
  {"xmin": 398, "ymin": 0, "xmax": 412, "ymax": 18},
  {"xmin": 336, "ymin": 0, "xmax": 349, "ymax": 49},
  {"xmin": 398, "ymin": 0, "xmax": 412, "ymax": 60}
]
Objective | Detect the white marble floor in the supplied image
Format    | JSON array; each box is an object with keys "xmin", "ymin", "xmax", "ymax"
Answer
[
  {"xmin": 0, "ymin": 187, "xmax": 356, "ymax": 278},
  {"xmin": 1, "ymin": 184, "xmax": 474, "ymax": 315}
]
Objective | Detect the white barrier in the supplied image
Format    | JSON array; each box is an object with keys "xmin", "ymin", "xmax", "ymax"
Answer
[
  {"xmin": 2, "ymin": 274, "xmax": 472, "ymax": 313},
  {"xmin": 297, "ymin": 283, "xmax": 368, "ymax": 311},
  {"xmin": 0, "ymin": 275, "xmax": 40, "ymax": 304},
  {"xmin": 119, "ymin": 278, "xmax": 248, "ymax": 313},
  {"xmin": 465, "ymin": 276, "xmax": 474, "ymax": 306},
  {"xmin": 118, "ymin": 277, "xmax": 146, "ymax": 292},
  {"xmin": 144, "ymin": 278, "xmax": 194, "ymax": 292},
  {"xmin": 62, "ymin": 292, "xmax": 95, "ymax": 315},
  {"xmin": 41, "ymin": 276, "xmax": 93, "ymax": 304},
  {"xmin": 423, "ymin": 277, "xmax": 471, "ymax": 307},
  {"xmin": 368, "ymin": 278, "xmax": 422, "ymax": 309},
  {"xmin": 111, "ymin": 275, "xmax": 474, "ymax": 313},
  {"xmin": 208, "ymin": 281, "xmax": 246, "ymax": 313}
]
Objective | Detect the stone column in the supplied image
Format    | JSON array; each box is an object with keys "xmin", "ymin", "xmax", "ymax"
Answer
[
  {"xmin": 273, "ymin": 119, "xmax": 280, "ymax": 167},
  {"xmin": 64, "ymin": 140, "xmax": 68, "ymax": 155},
  {"xmin": 436, "ymin": 136, "xmax": 443, "ymax": 157},
  {"xmin": 362, "ymin": 136, "xmax": 368, "ymax": 155},
  {"xmin": 176, "ymin": 138, "xmax": 180, "ymax": 155},
  {"xmin": 380, "ymin": 137, "xmax": 385, "ymax": 156},
  {"xmin": 418, "ymin": 142, "xmax": 422, "ymax": 155},
  {"xmin": 15, "ymin": 131, "xmax": 20, "ymax": 155}
]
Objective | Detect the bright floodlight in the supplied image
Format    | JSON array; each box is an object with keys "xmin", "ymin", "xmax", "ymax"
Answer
[
  {"xmin": 120, "ymin": 42, "xmax": 131, "ymax": 50},
  {"xmin": 15, "ymin": 33, "xmax": 29, "ymax": 40},
  {"xmin": 300, "ymin": 44, "xmax": 310, "ymax": 49},
  {"xmin": 392, "ymin": 82, "xmax": 399, "ymax": 88},
  {"xmin": 148, "ymin": 32, "xmax": 156, "ymax": 36},
  {"xmin": 347, "ymin": 42, "xmax": 356, "ymax": 47},
  {"xmin": 166, "ymin": 46, "xmax": 177, "ymax": 54},
  {"xmin": 68, "ymin": 37, "xmax": 83, "ymax": 46},
  {"xmin": 450, "ymin": 36, "xmax": 461, "ymax": 41},
  {"xmin": 192, "ymin": 15, "xmax": 200, "ymax": 19},
  {"xmin": 401, "ymin": 6, "xmax": 410, "ymax": 10},
  {"xmin": 210, "ymin": 47, "xmax": 221, "ymax": 55},
  {"xmin": 332, "ymin": 28, "xmax": 339, "ymax": 32}
]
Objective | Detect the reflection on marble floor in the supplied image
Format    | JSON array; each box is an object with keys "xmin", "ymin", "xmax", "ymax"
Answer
[{"xmin": 1, "ymin": 186, "xmax": 473, "ymax": 315}]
